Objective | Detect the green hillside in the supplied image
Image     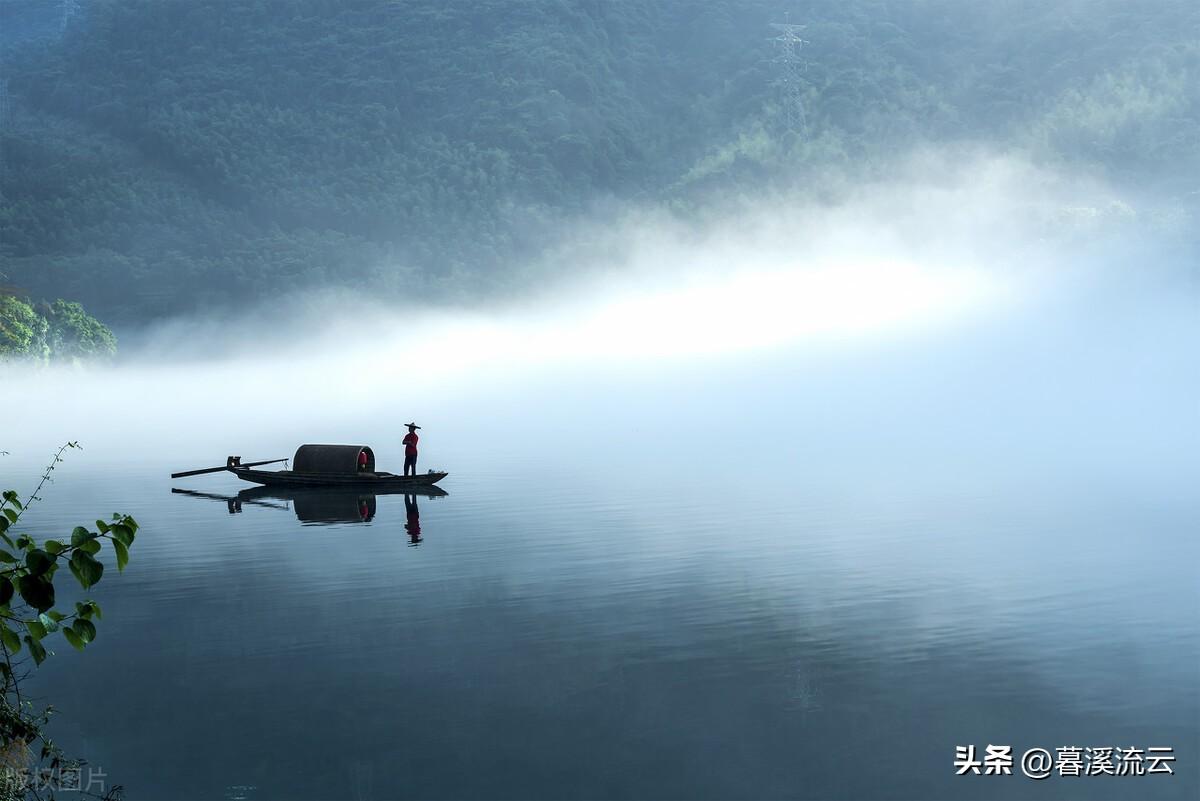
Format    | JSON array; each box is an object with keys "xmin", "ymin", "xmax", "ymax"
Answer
[{"xmin": 1, "ymin": 0, "xmax": 1196, "ymax": 326}]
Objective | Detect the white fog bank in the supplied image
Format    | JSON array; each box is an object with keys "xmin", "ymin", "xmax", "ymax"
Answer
[{"xmin": 2, "ymin": 152, "xmax": 1195, "ymax": 487}]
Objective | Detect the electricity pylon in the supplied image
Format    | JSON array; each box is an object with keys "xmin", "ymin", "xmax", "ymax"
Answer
[{"xmin": 769, "ymin": 21, "xmax": 809, "ymax": 134}]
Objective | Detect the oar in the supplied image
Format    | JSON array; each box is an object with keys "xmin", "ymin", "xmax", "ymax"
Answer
[{"xmin": 171, "ymin": 458, "xmax": 287, "ymax": 479}]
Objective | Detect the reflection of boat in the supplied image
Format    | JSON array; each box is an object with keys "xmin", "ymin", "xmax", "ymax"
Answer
[
  {"xmin": 171, "ymin": 483, "xmax": 446, "ymax": 525},
  {"xmin": 171, "ymin": 487, "xmax": 292, "ymax": 512},
  {"xmin": 172, "ymin": 444, "xmax": 448, "ymax": 488},
  {"xmin": 241, "ymin": 485, "xmax": 446, "ymax": 525}
]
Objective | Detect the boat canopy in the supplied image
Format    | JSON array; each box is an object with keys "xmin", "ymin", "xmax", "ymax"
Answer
[{"xmin": 292, "ymin": 444, "xmax": 374, "ymax": 474}]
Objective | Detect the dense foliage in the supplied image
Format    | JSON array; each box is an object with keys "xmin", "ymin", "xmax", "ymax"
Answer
[
  {"xmin": 0, "ymin": 0, "xmax": 1196, "ymax": 325},
  {"xmin": 0, "ymin": 298, "xmax": 43, "ymax": 361},
  {"xmin": 0, "ymin": 295, "xmax": 116, "ymax": 362}
]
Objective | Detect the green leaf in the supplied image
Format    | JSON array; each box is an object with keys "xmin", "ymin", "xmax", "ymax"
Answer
[
  {"xmin": 0, "ymin": 623, "xmax": 20, "ymax": 654},
  {"xmin": 17, "ymin": 574, "xmax": 55, "ymax": 612},
  {"xmin": 25, "ymin": 549, "xmax": 53, "ymax": 576},
  {"xmin": 111, "ymin": 524, "xmax": 135, "ymax": 548},
  {"xmin": 43, "ymin": 539, "xmax": 65, "ymax": 555},
  {"xmin": 14, "ymin": 534, "xmax": 32, "ymax": 550},
  {"xmin": 37, "ymin": 612, "xmax": 59, "ymax": 633},
  {"xmin": 74, "ymin": 618, "xmax": 96, "ymax": 644},
  {"xmin": 46, "ymin": 610, "xmax": 65, "ymax": 623},
  {"xmin": 72, "ymin": 601, "xmax": 99, "ymax": 620},
  {"xmin": 74, "ymin": 601, "xmax": 88, "ymax": 618},
  {"xmin": 62, "ymin": 626, "xmax": 84, "ymax": 651},
  {"xmin": 70, "ymin": 527, "xmax": 93, "ymax": 547},
  {"xmin": 0, "ymin": 549, "xmax": 17, "ymax": 564},
  {"xmin": 3, "ymin": 509, "xmax": 18, "ymax": 524},
  {"xmin": 69, "ymin": 551, "xmax": 103, "ymax": 589},
  {"xmin": 0, "ymin": 578, "xmax": 12, "ymax": 606},
  {"xmin": 79, "ymin": 539, "xmax": 102, "ymax": 556},
  {"xmin": 2, "ymin": 490, "xmax": 19, "ymax": 505},
  {"xmin": 95, "ymin": 519, "xmax": 110, "ymax": 534},
  {"xmin": 0, "ymin": 517, "xmax": 8, "ymax": 534},
  {"xmin": 112, "ymin": 538, "xmax": 129, "ymax": 572},
  {"xmin": 24, "ymin": 635, "xmax": 47, "ymax": 665},
  {"xmin": 26, "ymin": 620, "xmax": 46, "ymax": 641}
]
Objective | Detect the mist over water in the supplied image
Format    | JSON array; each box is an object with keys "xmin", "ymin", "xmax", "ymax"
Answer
[
  {"xmin": 3, "ymin": 150, "xmax": 1198, "ymax": 799},
  {"xmin": 3, "ymin": 152, "xmax": 1195, "ymax": 484},
  {"xmin": 4, "ymin": 0, "xmax": 1200, "ymax": 794}
]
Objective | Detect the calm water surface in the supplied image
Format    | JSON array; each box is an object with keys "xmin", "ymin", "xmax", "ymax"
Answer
[{"xmin": 11, "ymin": 443, "xmax": 1198, "ymax": 800}]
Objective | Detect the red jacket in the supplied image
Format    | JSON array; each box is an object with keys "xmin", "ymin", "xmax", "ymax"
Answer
[{"xmin": 403, "ymin": 432, "xmax": 419, "ymax": 455}]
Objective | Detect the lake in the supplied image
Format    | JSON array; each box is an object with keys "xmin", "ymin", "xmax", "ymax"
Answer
[
  {"xmin": 6, "ymin": 272, "xmax": 1198, "ymax": 799},
  {"xmin": 10, "ymin": 435, "xmax": 1196, "ymax": 800}
]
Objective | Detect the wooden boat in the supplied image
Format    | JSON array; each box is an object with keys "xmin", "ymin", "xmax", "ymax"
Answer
[
  {"xmin": 237, "ymin": 484, "xmax": 448, "ymax": 501},
  {"xmin": 233, "ymin": 464, "xmax": 448, "ymax": 488},
  {"xmin": 172, "ymin": 444, "xmax": 448, "ymax": 489}
]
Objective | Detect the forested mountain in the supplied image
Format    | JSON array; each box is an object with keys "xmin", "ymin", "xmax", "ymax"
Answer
[{"xmin": 1, "ymin": 0, "xmax": 1197, "ymax": 327}]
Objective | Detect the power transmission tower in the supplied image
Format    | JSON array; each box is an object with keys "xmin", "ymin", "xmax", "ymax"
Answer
[
  {"xmin": 0, "ymin": 80, "xmax": 10, "ymax": 183},
  {"xmin": 769, "ymin": 20, "xmax": 809, "ymax": 134}
]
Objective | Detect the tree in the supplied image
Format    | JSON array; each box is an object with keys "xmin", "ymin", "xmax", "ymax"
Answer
[
  {"xmin": 39, "ymin": 301, "xmax": 117, "ymax": 362},
  {"xmin": 0, "ymin": 299, "xmax": 48, "ymax": 362},
  {"xmin": 0, "ymin": 297, "xmax": 115, "ymax": 364}
]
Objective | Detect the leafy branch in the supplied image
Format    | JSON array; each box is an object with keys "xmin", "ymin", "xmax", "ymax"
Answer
[
  {"xmin": 0, "ymin": 444, "xmax": 134, "ymax": 799},
  {"xmin": 16, "ymin": 443, "xmax": 80, "ymax": 520}
]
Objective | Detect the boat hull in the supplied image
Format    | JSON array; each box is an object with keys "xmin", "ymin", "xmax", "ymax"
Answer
[{"xmin": 232, "ymin": 467, "xmax": 448, "ymax": 488}]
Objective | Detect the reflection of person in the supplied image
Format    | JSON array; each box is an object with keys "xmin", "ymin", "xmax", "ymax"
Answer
[
  {"xmin": 404, "ymin": 494, "xmax": 422, "ymax": 545},
  {"xmin": 402, "ymin": 422, "xmax": 421, "ymax": 476},
  {"xmin": 359, "ymin": 500, "xmax": 370, "ymax": 521}
]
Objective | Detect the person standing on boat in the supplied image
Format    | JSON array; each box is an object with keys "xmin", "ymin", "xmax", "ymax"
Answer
[{"xmin": 402, "ymin": 422, "xmax": 421, "ymax": 476}]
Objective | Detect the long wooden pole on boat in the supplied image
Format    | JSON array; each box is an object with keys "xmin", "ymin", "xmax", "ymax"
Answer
[{"xmin": 171, "ymin": 458, "xmax": 287, "ymax": 479}]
